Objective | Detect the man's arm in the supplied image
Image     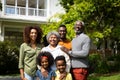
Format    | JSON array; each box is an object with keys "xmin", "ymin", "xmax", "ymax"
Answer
[{"xmin": 69, "ymin": 37, "xmax": 90, "ymax": 58}]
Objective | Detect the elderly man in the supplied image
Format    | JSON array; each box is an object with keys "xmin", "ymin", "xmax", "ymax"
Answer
[{"xmin": 61, "ymin": 20, "xmax": 91, "ymax": 80}]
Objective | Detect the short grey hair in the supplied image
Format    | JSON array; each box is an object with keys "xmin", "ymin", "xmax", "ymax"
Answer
[
  {"xmin": 46, "ymin": 31, "xmax": 60, "ymax": 42},
  {"xmin": 75, "ymin": 20, "xmax": 85, "ymax": 27}
]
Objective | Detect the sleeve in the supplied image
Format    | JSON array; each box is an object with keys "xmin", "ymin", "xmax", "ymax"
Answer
[
  {"xmin": 36, "ymin": 70, "xmax": 39, "ymax": 77},
  {"xmin": 62, "ymin": 51, "xmax": 71, "ymax": 72},
  {"xmin": 35, "ymin": 70, "xmax": 41, "ymax": 79},
  {"xmin": 18, "ymin": 44, "xmax": 25, "ymax": 69},
  {"xmin": 51, "ymin": 70, "xmax": 56, "ymax": 77},
  {"xmin": 69, "ymin": 37, "xmax": 90, "ymax": 58}
]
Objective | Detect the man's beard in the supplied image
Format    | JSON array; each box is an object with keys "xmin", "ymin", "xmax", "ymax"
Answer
[{"xmin": 75, "ymin": 30, "xmax": 83, "ymax": 35}]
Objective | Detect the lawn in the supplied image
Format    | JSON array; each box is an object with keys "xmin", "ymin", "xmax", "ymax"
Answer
[
  {"xmin": 88, "ymin": 73, "xmax": 120, "ymax": 80},
  {"xmin": 0, "ymin": 72, "xmax": 120, "ymax": 80}
]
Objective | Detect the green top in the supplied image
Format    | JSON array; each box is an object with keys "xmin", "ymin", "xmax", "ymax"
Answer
[{"xmin": 19, "ymin": 43, "xmax": 41, "ymax": 76}]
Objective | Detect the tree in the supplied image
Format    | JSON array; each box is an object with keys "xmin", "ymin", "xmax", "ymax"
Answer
[
  {"xmin": 42, "ymin": 0, "xmax": 120, "ymax": 54},
  {"xmin": 58, "ymin": 0, "xmax": 120, "ymax": 51},
  {"xmin": 59, "ymin": 0, "xmax": 74, "ymax": 12}
]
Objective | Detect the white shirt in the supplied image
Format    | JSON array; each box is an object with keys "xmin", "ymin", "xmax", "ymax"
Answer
[{"xmin": 41, "ymin": 45, "xmax": 71, "ymax": 72}]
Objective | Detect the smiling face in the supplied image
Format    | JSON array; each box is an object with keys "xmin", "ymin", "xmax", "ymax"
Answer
[
  {"xmin": 56, "ymin": 60, "xmax": 66, "ymax": 73},
  {"xmin": 74, "ymin": 21, "xmax": 84, "ymax": 35},
  {"xmin": 41, "ymin": 57, "xmax": 49, "ymax": 69},
  {"xmin": 48, "ymin": 34, "xmax": 59, "ymax": 46},
  {"xmin": 29, "ymin": 29, "xmax": 37, "ymax": 42},
  {"xmin": 58, "ymin": 27, "xmax": 67, "ymax": 39}
]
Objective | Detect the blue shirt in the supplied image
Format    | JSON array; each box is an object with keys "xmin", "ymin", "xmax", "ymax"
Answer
[{"xmin": 36, "ymin": 68, "xmax": 56, "ymax": 80}]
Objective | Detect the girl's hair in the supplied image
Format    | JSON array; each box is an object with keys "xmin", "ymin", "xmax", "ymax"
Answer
[
  {"xmin": 46, "ymin": 31, "xmax": 60, "ymax": 43},
  {"xmin": 55, "ymin": 56, "xmax": 66, "ymax": 64},
  {"xmin": 36, "ymin": 51, "xmax": 54, "ymax": 67},
  {"xmin": 23, "ymin": 26, "xmax": 43, "ymax": 44}
]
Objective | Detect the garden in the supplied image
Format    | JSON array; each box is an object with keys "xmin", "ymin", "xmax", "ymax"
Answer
[
  {"xmin": 0, "ymin": 0, "xmax": 120, "ymax": 79},
  {"xmin": 0, "ymin": 41, "xmax": 120, "ymax": 79}
]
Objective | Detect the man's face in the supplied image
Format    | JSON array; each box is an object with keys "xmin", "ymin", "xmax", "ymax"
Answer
[
  {"xmin": 74, "ymin": 22, "xmax": 84, "ymax": 35},
  {"xmin": 58, "ymin": 27, "xmax": 67, "ymax": 39}
]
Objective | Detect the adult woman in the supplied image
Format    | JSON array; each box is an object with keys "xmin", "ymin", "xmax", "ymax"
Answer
[
  {"xmin": 41, "ymin": 31, "xmax": 71, "ymax": 72},
  {"xmin": 19, "ymin": 26, "xmax": 43, "ymax": 80}
]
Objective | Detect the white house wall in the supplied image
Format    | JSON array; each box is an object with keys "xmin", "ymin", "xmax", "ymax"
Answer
[
  {"xmin": 0, "ymin": 0, "xmax": 65, "ymax": 23},
  {"xmin": 49, "ymin": 0, "xmax": 65, "ymax": 17},
  {"xmin": 0, "ymin": 0, "xmax": 65, "ymax": 42},
  {"xmin": 0, "ymin": 21, "xmax": 40, "ymax": 42}
]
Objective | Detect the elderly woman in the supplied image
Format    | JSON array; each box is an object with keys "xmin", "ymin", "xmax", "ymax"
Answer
[{"xmin": 41, "ymin": 31, "xmax": 71, "ymax": 72}]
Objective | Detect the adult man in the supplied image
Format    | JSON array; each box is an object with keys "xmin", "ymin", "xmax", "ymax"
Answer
[
  {"xmin": 58, "ymin": 24, "xmax": 72, "ymax": 50},
  {"xmin": 61, "ymin": 20, "xmax": 90, "ymax": 80}
]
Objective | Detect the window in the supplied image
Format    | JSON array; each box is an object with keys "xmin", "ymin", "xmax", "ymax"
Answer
[
  {"xmin": 4, "ymin": 28, "xmax": 23, "ymax": 46},
  {"xmin": 5, "ymin": 0, "xmax": 47, "ymax": 16},
  {"xmin": 6, "ymin": 0, "xmax": 15, "ymax": 14}
]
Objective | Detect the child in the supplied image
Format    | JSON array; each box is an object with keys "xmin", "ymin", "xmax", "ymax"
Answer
[
  {"xmin": 55, "ymin": 56, "xmax": 72, "ymax": 80},
  {"xmin": 36, "ymin": 51, "xmax": 56, "ymax": 80}
]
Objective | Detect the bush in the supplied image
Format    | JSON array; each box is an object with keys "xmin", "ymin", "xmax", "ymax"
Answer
[
  {"xmin": 89, "ymin": 53, "xmax": 109, "ymax": 74},
  {"xmin": 0, "ymin": 41, "xmax": 19, "ymax": 74},
  {"xmin": 107, "ymin": 54, "xmax": 120, "ymax": 72},
  {"xmin": 89, "ymin": 53, "xmax": 120, "ymax": 74}
]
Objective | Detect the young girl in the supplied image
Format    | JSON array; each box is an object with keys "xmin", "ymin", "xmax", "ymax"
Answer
[
  {"xmin": 55, "ymin": 56, "xmax": 72, "ymax": 80},
  {"xmin": 36, "ymin": 51, "xmax": 56, "ymax": 80}
]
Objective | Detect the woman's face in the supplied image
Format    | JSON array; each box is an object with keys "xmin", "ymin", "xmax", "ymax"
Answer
[
  {"xmin": 29, "ymin": 29, "xmax": 37, "ymax": 42},
  {"xmin": 48, "ymin": 34, "xmax": 58, "ymax": 46}
]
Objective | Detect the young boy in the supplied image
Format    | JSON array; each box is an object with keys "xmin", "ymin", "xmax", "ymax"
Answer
[{"xmin": 55, "ymin": 56, "xmax": 72, "ymax": 80}]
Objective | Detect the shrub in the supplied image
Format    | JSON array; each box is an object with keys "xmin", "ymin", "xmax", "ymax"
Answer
[
  {"xmin": 0, "ymin": 41, "xmax": 19, "ymax": 74},
  {"xmin": 107, "ymin": 54, "xmax": 120, "ymax": 72},
  {"xmin": 89, "ymin": 53, "xmax": 109, "ymax": 74},
  {"xmin": 89, "ymin": 52, "xmax": 120, "ymax": 74}
]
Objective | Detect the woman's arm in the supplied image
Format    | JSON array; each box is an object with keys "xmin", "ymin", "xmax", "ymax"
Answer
[
  {"xmin": 19, "ymin": 44, "xmax": 27, "ymax": 80},
  {"xmin": 20, "ymin": 69, "xmax": 26, "ymax": 80}
]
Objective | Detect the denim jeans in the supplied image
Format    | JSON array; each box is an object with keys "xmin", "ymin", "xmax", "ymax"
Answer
[{"xmin": 24, "ymin": 72, "xmax": 36, "ymax": 80}]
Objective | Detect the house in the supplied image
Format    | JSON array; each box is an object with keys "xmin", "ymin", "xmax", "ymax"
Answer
[{"xmin": 0, "ymin": 0, "xmax": 65, "ymax": 45}]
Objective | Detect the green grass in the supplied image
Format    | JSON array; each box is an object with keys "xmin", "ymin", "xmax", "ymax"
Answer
[
  {"xmin": 88, "ymin": 73, "xmax": 120, "ymax": 80},
  {"xmin": 99, "ymin": 73, "xmax": 120, "ymax": 80},
  {"xmin": 0, "ymin": 73, "xmax": 120, "ymax": 80}
]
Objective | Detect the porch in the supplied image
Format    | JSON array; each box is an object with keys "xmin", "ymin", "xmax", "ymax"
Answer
[{"xmin": 3, "ymin": 0, "xmax": 48, "ymax": 17}]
